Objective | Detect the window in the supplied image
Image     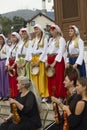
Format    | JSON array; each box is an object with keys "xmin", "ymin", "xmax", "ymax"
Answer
[{"xmin": 31, "ymin": 21, "xmax": 35, "ymax": 26}]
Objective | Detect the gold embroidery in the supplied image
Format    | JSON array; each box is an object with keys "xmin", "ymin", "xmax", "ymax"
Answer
[
  {"xmin": 55, "ymin": 41, "xmax": 59, "ymax": 47},
  {"xmin": 38, "ymin": 35, "xmax": 44, "ymax": 48},
  {"xmin": 1, "ymin": 48, "xmax": 6, "ymax": 54},
  {"xmin": 24, "ymin": 40, "xmax": 29, "ymax": 48},
  {"xmin": 21, "ymin": 40, "xmax": 29, "ymax": 54},
  {"xmin": 32, "ymin": 36, "xmax": 45, "ymax": 48},
  {"xmin": 74, "ymin": 38, "xmax": 79, "ymax": 48}
]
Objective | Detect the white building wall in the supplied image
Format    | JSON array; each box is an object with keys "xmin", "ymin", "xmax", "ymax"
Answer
[{"xmin": 28, "ymin": 15, "xmax": 54, "ymax": 32}]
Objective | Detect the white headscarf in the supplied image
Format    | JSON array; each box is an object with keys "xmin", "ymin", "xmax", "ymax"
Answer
[
  {"xmin": 0, "ymin": 34, "xmax": 6, "ymax": 43},
  {"xmin": 69, "ymin": 25, "xmax": 80, "ymax": 37},
  {"xmin": 11, "ymin": 32, "xmax": 21, "ymax": 41},
  {"xmin": 50, "ymin": 24, "xmax": 63, "ymax": 36},
  {"xmin": 34, "ymin": 24, "xmax": 44, "ymax": 33},
  {"xmin": 19, "ymin": 28, "xmax": 30, "ymax": 37}
]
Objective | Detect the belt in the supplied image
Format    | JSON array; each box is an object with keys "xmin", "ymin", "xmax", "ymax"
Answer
[
  {"xmin": 32, "ymin": 53, "xmax": 42, "ymax": 56},
  {"xmin": 68, "ymin": 54, "xmax": 79, "ymax": 58},
  {"xmin": 0, "ymin": 58, "xmax": 6, "ymax": 61},
  {"xmin": 9, "ymin": 57, "xmax": 15, "ymax": 59},
  {"xmin": 18, "ymin": 54, "xmax": 25, "ymax": 58},
  {"xmin": 47, "ymin": 53, "xmax": 57, "ymax": 56}
]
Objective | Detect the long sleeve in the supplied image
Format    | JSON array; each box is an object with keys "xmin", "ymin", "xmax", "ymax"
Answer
[
  {"xmin": 75, "ymin": 39, "xmax": 84, "ymax": 65},
  {"xmin": 55, "ymin": 37, "xmax": 66, "ymax": 62},
  {"xmin": 25, "ymin": 40, "xmax": 32, "ymax": 61},
  {"xmin": 39, "ymin": 36, "xmax": 49, "ymax": 62},
  {"xmin": 66, "ymin": 38, "xmax": 84, "ymax": 65},
  {"xmin": 21, "ymin": 92, "xmax": 35, "ymax": 114}
]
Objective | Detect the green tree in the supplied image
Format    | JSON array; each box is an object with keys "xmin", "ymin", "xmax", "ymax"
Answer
[
  {"xmin": 12, "ymin": 16, "xmax": 25, "ymax": 32},
  {"xmin": 0, "ymin": 16, "xmax": 12, "ymax": 36}
]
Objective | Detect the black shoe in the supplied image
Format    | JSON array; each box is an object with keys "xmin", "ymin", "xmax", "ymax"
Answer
[
  {"xmin": 46, "ymin": 97, "xmax": 52, "ymax": 103},
  {"xmin": 3, "ymin": 97, "xmax": 9, "ymax": 101}
]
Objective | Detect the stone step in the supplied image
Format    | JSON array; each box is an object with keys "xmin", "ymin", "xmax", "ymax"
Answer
[{"xmin": 0, "ymin": 100, "xmax": 56, "ymax": 128}]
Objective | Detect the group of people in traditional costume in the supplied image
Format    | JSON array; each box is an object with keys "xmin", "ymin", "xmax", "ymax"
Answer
[
  {"xmin": 0, "ymin": 23, "xmax": 86, "ymax": 101},
  {"xmin": 0, "ymin": 23, "xmax": 87, "ymax": 130}
]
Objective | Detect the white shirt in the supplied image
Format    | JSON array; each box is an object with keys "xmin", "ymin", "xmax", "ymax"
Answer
[
  {"xmin": 0, "ymin": 44, "xmax": 9, "ymax": 59},
  {"xmin": 16, "ymin": 40, "xmax": 29, "ymax": 61},
  {"xmin": 6, "ymin": 41, "xmax": 22, "ymax": 65},
  {"xmin": 25, "ymin": 35, "xmax": 48, "ymax": 62},
  {"xmin": 43, "ymin": 36, "xmax": 66, "ymax": 62},
  {"xmin": 66, "ymin": 38, "xmax": 84, "ymax": 65}
]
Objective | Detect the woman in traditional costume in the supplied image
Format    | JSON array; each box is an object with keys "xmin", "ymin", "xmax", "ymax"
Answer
[
  {"xmin": 65, "ymin": 25, "xmax": 86, "ymax": 77},
  {"xmin": 6, "ymin": 32, "xmax": 21, "ymax": 98},
  {"xmin": 16, "ymin": 28, "xmax": 30, "ymax": 79},
  {"xmin": 0, "ymin": 34, "xmax": 9, "ymax": 100},
  {"xmin": 44, "ymin": 24, "xmax": 67, "ymax": 98},
  {"xmin": 25, "ymin": 24, "xmax": 49, "ymax": 101}
]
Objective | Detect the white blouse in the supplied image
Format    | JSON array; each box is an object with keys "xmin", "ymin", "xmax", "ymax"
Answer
[
  {"xmin": 25, "ymin": 35, "xmax": 48, "ymax": 62},
  {"xmin": 16, "ymin": 40, "xmax": 30, "ymax": 62},
  {"xmin": 6, "ymin": 41, "xmax": 21, "ymax": 65},
  {"xmin": 66, "ymin": 38, "xmax": 84, "ymax": 65},
  {"xmin": 0, "ymin": 44, "xmax": 9, "ymax": 59},
  {"xmin": 43, "ymin": 36, "xmax": 66, "ymax": 62}
]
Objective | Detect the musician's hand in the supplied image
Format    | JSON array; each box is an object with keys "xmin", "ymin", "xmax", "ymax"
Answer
[
  {"xmin": 30, "ymin": 61, "xmax": 35, "ymax": 67},
  {"xmin": 9, "ymin": 98, "xmax": 16, "ymax": 104},
  {"xmin": 45, "ymin": 61, "xmax": 49, "ymax": 68},
  {"xmin": 4, "ymin": 117, "xmax": 9, "ymax": 122},
  {"xmin": 65, "ymin": 63, "xmax": 70, "ymax": 69},
  {"xmin": 4, "ymin": 113, "xmax": 13, "ymax": 122},
  {"xmin": 21, "ymin": 61, "xmax": 27, "ymax": 68},
  {"xmin": 62, "ymin": 105, "xmax": 71, "ymax": 115},
  {"xmin": 35, "ymin": 61, "xmax": 40, "ymax": 67},
  {"xmin": 51, "ymin": 96, "xmax": 61, "ymax": 104},
  {"xmin": 11, "ymin": 63, "xmax": 16, "ymax": 69},
  {"xmin": 17, "ymin": 63, "xmax": 21, "ymax": 69},
  {"xmin": 4, "ymin": 66, "xmax": 8, "ymax": 71},
  {"xmin": 73, "ymin": 63, "xmax": 77, "ymax": 69},
  {"xmin": 50, "ymin": 60, "xmax": 56, "ymax": 68},
  {"xmin": 8, "ymin": 65, "xmax": 12, "ymax": 71}
]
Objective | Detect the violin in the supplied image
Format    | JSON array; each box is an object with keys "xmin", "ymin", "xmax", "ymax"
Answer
[
  {"xmin": 52, "ymin": 86, "xmax": 60, "ymax": 124},
  {"xmin": 53, "ymin": 102, "xmax": 60, "ymax": 124},
  {"xmin": 11, "ymin": 103, "xmax": 21, "ymax": 124},
  {"xmin": 63, "ymin": 110, "xmax": 69, "ymax": 130},
  {"xmin": 9, "ymin": 89, "xmax": 21, "ymax": 124},
  {"xmin": 63, "ymin": 90, "xmax": 71, "ymax": 130}
]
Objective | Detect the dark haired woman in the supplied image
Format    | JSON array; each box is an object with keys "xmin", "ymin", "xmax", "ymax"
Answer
[
  {"xmin": 61, "ymin": 77, "xmax": 87, "ymax": 130},
  {"xmin": 44, "ymin": 66, "xmax": 81, "ymax": 130}
]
